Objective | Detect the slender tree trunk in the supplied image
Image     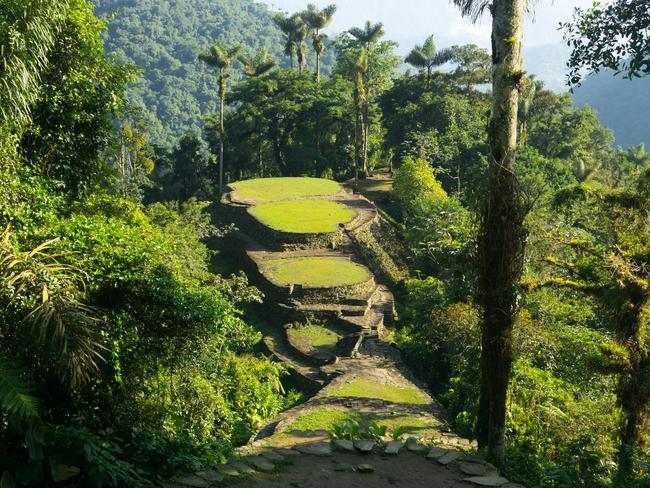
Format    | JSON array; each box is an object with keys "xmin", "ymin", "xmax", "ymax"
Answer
[
  {"xmin": 616, "ymin": 308, "xmax": 649, "ymax": 482},
  {"xmin": 119, "ymin": 139, "xmax": 128, "ymax": 199},
  {"xmin": 219, "ymin": 73, "xmax": 226, "ymax": 194},
  {"xmin": 354, "ymin": 94, "xmax": 361, "ymax": 183},
  {"xmin": 316, "ymin": 51, "xmax": 321, "ymax": 82},
  {"xmin": 476, "ymin": 0, "xmax": 526, "ymax": 464}
]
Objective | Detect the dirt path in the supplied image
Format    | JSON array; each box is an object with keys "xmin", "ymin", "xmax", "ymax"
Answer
[{"xmin": 229, "ymin": 449, "xmax": 482, "ymax": 488}]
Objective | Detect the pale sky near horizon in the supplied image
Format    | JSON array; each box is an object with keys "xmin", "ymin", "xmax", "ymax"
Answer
[{"xmin": 256, "ymin": 0, "xmax": 602, "ymax": 51}]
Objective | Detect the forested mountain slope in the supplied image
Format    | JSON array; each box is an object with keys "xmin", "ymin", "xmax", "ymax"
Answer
[
  {"xmin": 573, "ymin": 71, "xmax": 650, "ymax": 148},
  {"xmin": 95, "ymin": 0, "xmax": 334, "ymax": 146}
]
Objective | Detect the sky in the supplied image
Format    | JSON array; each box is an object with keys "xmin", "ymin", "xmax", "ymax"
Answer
[{"xmin": 256, "ymin": 0, "xmax": 601, "ymax": 52}]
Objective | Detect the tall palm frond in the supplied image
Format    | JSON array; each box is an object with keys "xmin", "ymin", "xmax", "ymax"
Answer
[
  {"xmin": 302, "ymin": 3, "xmax": 337, "ymax": 32},
  {"xmin": 198, "ymin": 41, "xmax": 242, "ymax": 71},
  {"xmin": 0, "ymin": 0, "xmax": 70, "ymax": 126},
  {"xmin": 451, "ymin": 0, "xmax": 492, "ymax": 23},
  {"xmin": 239, "ymin": 48, "xmax": 276, "ymax": 77},
  {"xmin": 348, "ymin": 21, "xmax": 385, "ymax": 48},
  {"xmin": 0, "ymin": 228, "xmax": 105, "ymax": 390},
  {"xmin": 405, "ymin": 35, "xmax": 454, "ymax": 81}
]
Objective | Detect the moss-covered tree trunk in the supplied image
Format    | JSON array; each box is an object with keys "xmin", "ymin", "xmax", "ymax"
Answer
[
  {"xmin": 617, "ymin": 300, "xmax": 650, "ymax": 481},
  {"xmin": 477, "ymin": 0, "xmax": 526, "ymax": 464}
]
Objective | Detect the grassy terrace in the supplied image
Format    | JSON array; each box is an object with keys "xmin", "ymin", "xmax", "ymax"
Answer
[
  {"xmin": 263, "ymin": 256, "xmax": 371, "ymax": 288},
  {"xmin": 326, "ymin": 380, "xmax": 429, "ymax": 405},
  {"xmin": 249, "ymin": 200, "xmax": 356, "ymax": 234},
  {"xmin": 230, "ymin": 177, "xmax": 342, "ymax": 202},
  {"xmin": 284, "ymin": 407, "xmax": 441, "ymax": 438},
  {"xmin": 288, "ymin": 323, "xmax": 342, "ymax": 348}
]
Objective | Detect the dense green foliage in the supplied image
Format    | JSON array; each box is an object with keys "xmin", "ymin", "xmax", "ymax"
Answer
[{"xmin": 0, "ymin": 1, "xmax": 290, "ymax": 485}]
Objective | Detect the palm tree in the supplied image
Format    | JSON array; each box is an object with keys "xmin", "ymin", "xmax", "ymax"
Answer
[
  {"xmin": 239, "ymin": 48, "xmax": 276, "ymax": 78},
  {"xmin": 303, "ymin": 4, "xmax": 337, "ymax": 82},
  {"xmin": 273, "ymin": 13, "xmax": 304, "ymax": 69},
  {"xmin": 348, "ymin": 21, "xmax": 385, "ymax": 50},
  {"xmin": 405, "ymin": 35, "xmax": 453, "ymax": 85},
  {"xmin": 294, "ymin": 21, "xmax": 310, "ymax": 73},
  {"xmin": 348, "ymin": 21, "xmax": 385, "ymax": 179},
  {"xmin": 353, "ymin": 50, "xmax": 369, "ymax": 181},
  {"xmin": 238, "ymin": 48, "xmax": 276, "ymax": 177},
  {"xmin": 452, "ymin": 0, "xmax": 527, "ymax": 464},
  {"xmin": 199, "ymin": 41, "xmax": 242, "ymax": 194}
]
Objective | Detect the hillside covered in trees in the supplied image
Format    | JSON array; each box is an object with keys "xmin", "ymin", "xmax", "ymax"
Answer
[{"xmin": 94, "ymin": 0, "xmax": 336, "ymax": 146}]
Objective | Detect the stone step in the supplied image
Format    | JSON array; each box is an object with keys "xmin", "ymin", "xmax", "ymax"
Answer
[{"xmin": 292, "ymin": 302, "xmax": 370, "ymax": 317}]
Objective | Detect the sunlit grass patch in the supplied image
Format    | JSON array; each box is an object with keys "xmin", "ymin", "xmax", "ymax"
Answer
[
  {"xmin": 326, "ymin": 379, "xmax": 429, "ymax": 405},
  {"xmin": 249, "ymin": 199, "xmax": 356, "ymax": 234},
  {"xmin": 285, "ymin": 408, "xmax": 362, "ymax": 432},
  {"xmin": 283, "ymin": 407, "xmax": 440, "ymax": 438},
  {"xmin": 288, "ymin": 323, "xmax": 342, "ymax": 348},
  {"xmin": 357, "ymin": 178, "xmax": 393, "ymax": 193},
  {"xmin": 263, "ymin": 257, "xmax": 371, "ymax": 288},
  {"xmin": 230, "ymin": 177, "xmax": 342, "ymax": 202}
]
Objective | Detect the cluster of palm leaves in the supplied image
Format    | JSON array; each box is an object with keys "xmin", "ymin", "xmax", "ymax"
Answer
[
  {"xmin": 273, "ymin": 3, "xmax": 336, "ymax": 80},
  {"xmin": 405, "ymin": 35, "xmax": 454, "ymax": 85},
  {"xmin": 0, "ymin": 227, "xmax": 105, "ymax": 424},
  {"xmin": 0, "ymin": 0, "xmax": 70, "ymax": 128}
]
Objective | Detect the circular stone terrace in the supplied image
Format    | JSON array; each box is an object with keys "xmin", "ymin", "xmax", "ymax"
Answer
[
  {"xmin": 248, "ymin": 199, "xmax": 357, "ymax": 234},
  {"xmin": 228, "ymin": 177, "xmax": 343, "ymax": 204},
  {"xmin": 262, "ymin": 256, "xmax": 371, "ymax": 288},
  {"xmin": 223, "ymin": 177, "xmax": 378, "ymax": 293}
]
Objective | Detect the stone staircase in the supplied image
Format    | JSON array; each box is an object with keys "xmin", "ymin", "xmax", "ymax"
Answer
[{"xmin": 159, "ymin": 179, "xmax": 522, "ymax": 488}]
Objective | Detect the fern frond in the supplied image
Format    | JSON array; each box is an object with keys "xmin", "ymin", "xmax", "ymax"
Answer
[{"xmin": 0, "ymin": 353, "xmax": 39, "ymax": 421}]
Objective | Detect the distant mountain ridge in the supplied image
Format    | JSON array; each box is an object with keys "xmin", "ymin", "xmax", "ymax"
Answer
[
  {"xmin": 521, "ymin": 43, "xmax": 649, "ymax": 149},
  {"xmin": 572, "ymin": 72, "xmax": 650, "ymax": 149}
]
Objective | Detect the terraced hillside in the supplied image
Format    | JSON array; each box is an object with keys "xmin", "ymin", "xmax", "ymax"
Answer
[{"xmin": 161, "ymin": 178, "xmax": 523, "ymax": 487}]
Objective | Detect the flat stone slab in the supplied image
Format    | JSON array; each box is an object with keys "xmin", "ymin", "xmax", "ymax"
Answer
[
  {"xmin": 460, "ymin": 462, "xmax": 496, "ymax": 476},
  {"xmin": 215, "ymin": 465, "xmax": 239, "ymax": 477},
  {"xmin": 464, "ymin": 475, "xmax": 511, "ymax": 486},
  {"xmin": 196, "ymin": 470, "xmax": 224, "ymax": 482},
  {"xmin": 175, "ymin": 475, "xmax": 210, "ymax": 487},
  {"xmin": 245, "ymin": 456, "xmax": 275, "ymax": 472},
  {"xmin": 273, "ymin": 448, "xmax": 300, "ymax": 458},
  {"xmin": 384, "ymin": 441, "xmax": 403, "ymax": 455},
  {"xmin": 426, "ymin": 447, "xmax": 449, "ymax": 459},
  {"xmin": 438, "ymin": 450, "xmax": 463, "ymax": 465},
  {"xmin": 332, "ymin": 439, "xmax": 355, "ymax": 452},
  {"xmin": 357, "ymin": 463, "xmax": 375, "ymax": 473},
  {"xmin": 407, "ymin": 442, "xmax": 428, "ymax": 453},
  {"xmin": 334, "ymin": 462, "xmax": 356, "ymax": 472},
  {"xmin": 230, "ymin": 462, "xmax": 256, "ymax": 475},
  {"xmin": 293, "ymin": 442, "xmax": 332, "ymax": 456},
  {"xmin": 260, "ymin": 450, "xmax": 285, "ymax": 463},
  {"xmin": 354, "ymin": 439, "xmax": 375, "ymax": 452}
]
